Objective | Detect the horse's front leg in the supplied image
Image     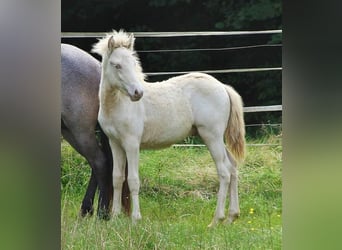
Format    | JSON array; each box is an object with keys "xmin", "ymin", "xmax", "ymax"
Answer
[
  {"xmin": 110, "ymin": 141, "xmax": 126, "ymax": 217},
  {"xmin": 124, "ymin": 144, "xmax": 141, "ymax": 223}
]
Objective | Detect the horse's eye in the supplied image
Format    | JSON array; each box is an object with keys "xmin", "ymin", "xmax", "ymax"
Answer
[{"xmin": 110, "ymin": 62, "xmax": 121, "ymax": 69}]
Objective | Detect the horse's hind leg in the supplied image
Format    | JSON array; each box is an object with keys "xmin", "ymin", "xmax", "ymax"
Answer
[
  {"xmin": 62, "ymin": 126, "xmax": 111, "ymax": 219},
  {"xmin": 224, "ymin": 149, "xmax": 240, "ymax": 224},
  {"xmin": 197, "ymin": 128, "xmax": 234, "ymax": 227},
  {"xmin": 80, "ymin": 139, "xmax": 112, "ymax": 219},
  {"xmin": 62, "ymin": 127, "xmax": 97, "ymax": 216},
  {"xmin": 81, "ymin": 169, "xmax": 97, "ymax": 216}
]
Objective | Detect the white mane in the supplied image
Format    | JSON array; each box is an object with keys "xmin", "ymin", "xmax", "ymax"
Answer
[
  {"xmin": 92, "ymin": 29, "xmax": 135, "ymax": 56},
  {"xmin": 92, "ymin": 29, "xmax": 146, "ymax": 81}
]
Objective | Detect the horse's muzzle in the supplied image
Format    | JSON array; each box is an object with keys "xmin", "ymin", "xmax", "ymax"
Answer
[{"xmin": 130, "ymin": 89, "xmax": 143, "ymax": 101}]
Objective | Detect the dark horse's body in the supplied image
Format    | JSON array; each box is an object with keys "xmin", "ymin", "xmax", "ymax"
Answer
[{"xmin": 61, "ymin": 43, "xmax": 130, "ymax": 218}]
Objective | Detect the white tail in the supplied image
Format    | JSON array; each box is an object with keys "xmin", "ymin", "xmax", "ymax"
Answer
[{"xmin": 224, "ymin": 85, "xmax": 246, "ymax": 163}]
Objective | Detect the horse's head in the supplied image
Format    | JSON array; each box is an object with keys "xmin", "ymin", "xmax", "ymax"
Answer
[
  {"xmin": 105, "ymin": 39, "xmax": 144, "ymax": 101},
  {"xmin": 92, "ymin": 30, "xmax": 145, "ymax": 102}
]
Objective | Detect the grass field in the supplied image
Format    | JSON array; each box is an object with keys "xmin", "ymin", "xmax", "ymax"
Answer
[{"xmin": 61, "ymin": 134, "xmax": 282, "ymax": 249}]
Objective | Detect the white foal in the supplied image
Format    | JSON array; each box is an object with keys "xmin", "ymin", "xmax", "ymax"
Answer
[{"xmin": 92, "ymin": 30, "xmax": 245, "ymax": 226}]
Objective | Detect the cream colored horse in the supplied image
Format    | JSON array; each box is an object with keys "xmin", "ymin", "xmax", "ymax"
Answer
[{"xmin": 92, "ymin": 30, "xmax": 246, "ymax": 227}]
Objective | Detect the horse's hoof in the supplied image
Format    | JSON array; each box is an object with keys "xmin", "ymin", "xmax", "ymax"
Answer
[
  {"xmin": 79, "ymin": 207, "xmax": 94, "ymax": 217},
  {"xmin": 207, "ymin": 223, "xmax": 215, "ymax": 228},
  {"xmin": 97, "ymin": 209, "xmax": 111, "ymax": 221},
  {"xmin": 132, "ymin": 213, "xmax": 142, "ymax": 224},
  {"xmin": 224, "ymin": 212, "xmax": 240, "ymax": 224},
  {"xmin": 207, "ymin": 219, "xmax": 220, "ymax": 228}
]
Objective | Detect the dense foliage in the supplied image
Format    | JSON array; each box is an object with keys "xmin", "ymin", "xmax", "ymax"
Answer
[{"xmin": 62, "ymin": 0, "xmax": 282, "ymax": 132}]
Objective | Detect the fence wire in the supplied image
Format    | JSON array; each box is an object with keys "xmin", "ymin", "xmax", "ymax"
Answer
[{"xmin": 61, "ymin": 29, "xmax": 282, "ymax": 38}]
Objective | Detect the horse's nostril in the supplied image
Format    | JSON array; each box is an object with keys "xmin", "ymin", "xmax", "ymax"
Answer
[{"xmin": 134, "ymin": 89, "xmax": 143, "ymax": 98}]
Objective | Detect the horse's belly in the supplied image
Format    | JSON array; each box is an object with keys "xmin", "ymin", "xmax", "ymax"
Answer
[
  {"xmin": 140, "ymin": 129, "xmax": 192, "ymax": 149},
  {"xmin": 140, "ymin": 108, "xmax": 194, "ymax": 149}
]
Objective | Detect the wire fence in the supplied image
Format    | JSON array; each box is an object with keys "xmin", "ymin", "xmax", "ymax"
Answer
[
  {"xmin": 145, "ymin": 67, "xmax": 282, "ymax": 76},
  {"xmin": 61, "ymin": 30, "xmax": 282, "ymax": 76},
  {"xmin": 61, "ymin": 29, "xmax": 282, "ymax": 38},
  {"xmin": 138, "ymin": 43, "xmax": 282, "ymax": 53}
]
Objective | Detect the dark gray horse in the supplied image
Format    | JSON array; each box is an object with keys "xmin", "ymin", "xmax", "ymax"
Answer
[{"xmin": 61, "ymin": 43, "xmax": 130, "ymax": 218}]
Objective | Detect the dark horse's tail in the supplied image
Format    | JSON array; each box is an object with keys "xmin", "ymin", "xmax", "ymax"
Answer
[{"xmin": 97, "ymin": 123, "xmax": 131, "ymax": 215}]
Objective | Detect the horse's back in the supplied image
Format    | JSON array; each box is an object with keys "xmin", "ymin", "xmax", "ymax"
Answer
[
  {"xmin": 61, "ymin": 44, "xmax": 101, "ymax": 126},
  {"xmin": 61, "ymin": 44, "xmax": 101, "ymax": 94}
]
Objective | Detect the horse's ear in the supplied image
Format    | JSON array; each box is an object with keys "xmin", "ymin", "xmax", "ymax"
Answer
[
  {"xmin": 128, "ymin": 33, "xmax": 135, "ymax": 50},
  {"xmin": 108, "ymin": 35, "xmax": 115, "ymax": 52}
]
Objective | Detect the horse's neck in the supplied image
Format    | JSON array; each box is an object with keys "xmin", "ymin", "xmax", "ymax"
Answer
[{"xmin": 99, "ymin": 79, "xmax": 122, "ymax": 114}]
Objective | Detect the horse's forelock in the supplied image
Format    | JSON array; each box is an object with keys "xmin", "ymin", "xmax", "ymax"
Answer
[{"xmin": 92, "ymin": 30, "xmax": 135, "ymax": 57}]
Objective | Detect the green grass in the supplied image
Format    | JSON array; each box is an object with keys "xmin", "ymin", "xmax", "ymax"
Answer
[{"xmin": 61, "ymin": 134, "xmax": 282, "ymax": 249}]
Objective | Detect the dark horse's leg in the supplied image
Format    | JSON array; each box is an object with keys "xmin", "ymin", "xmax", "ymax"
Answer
[
  {"xmin": 122, "ymin": 166, "xmax": 131, "ymax": 215},
  {"xmin": 81, "ymin": 169, "xmax": 97, "ymax": 215},
  {"xmin": 61, "ymin": 121, "xmax": 111, "ymax": 219}
]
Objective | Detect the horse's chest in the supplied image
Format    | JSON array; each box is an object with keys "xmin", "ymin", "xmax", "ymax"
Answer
[
  {"xmin": 99, "ymin": 103, "xmax": 143, "ymax": 140},
  {"xmin": 98, "ymin": 110, "xmax": 117, "ymax": 136}
]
